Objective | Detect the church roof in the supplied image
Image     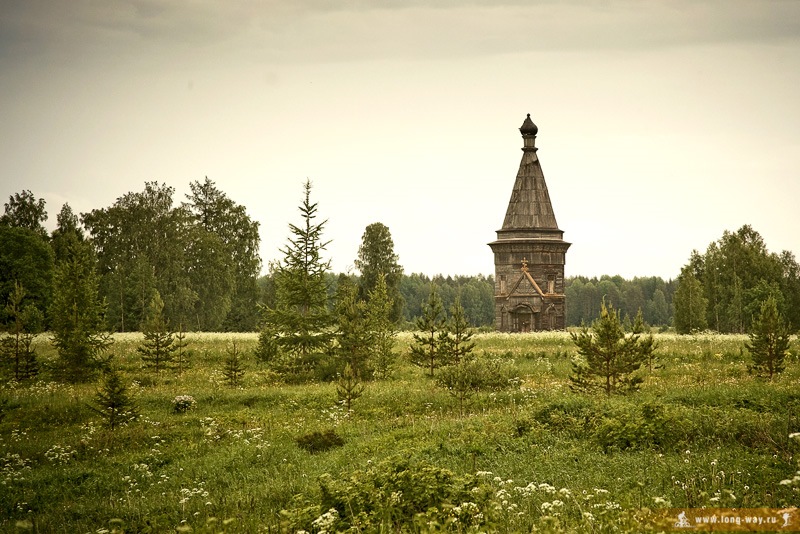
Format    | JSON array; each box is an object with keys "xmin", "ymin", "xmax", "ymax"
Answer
[{"xmin": 500, "ymin": 115, "xmax": 560, "ymax": 232}]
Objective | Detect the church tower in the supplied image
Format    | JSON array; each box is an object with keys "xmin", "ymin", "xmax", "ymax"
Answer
[{"xmin": 488, "ymin": 114, "xmax": 570, "ymax": 332}]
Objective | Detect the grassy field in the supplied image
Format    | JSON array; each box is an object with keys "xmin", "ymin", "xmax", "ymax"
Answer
[{"xmin": 1, "ymin": 332, "xmax": 799, "ymax": 533}]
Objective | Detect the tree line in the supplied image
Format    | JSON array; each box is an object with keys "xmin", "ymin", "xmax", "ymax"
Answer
[
  {"xmin": 673, "ymin": 225, "xmax": 800, "ymax": 334},
  {"xmin": 2, "ymin": 185, "xmax": 798, "ymax": 340}
]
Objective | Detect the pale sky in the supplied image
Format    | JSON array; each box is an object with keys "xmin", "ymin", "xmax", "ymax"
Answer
[{"xmin": 2, "ymin": 1, "xmax": 799, "ymax": 280}]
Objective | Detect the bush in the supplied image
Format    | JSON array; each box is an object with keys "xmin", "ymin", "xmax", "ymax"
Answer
[
  {"xmin": 171, "ymin": 395, "xmax": 196, "ymax": 414},
  {"xmin": 295, "ymin": 429, "xmax": 345, "ymax": 454},
  {"xmin": 592, "ymin": 402, "xmax": 678, "ymax": 452}
]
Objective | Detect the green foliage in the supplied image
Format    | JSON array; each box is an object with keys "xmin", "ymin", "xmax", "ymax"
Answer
[
  {"xmin": 592, "ymin": 402, "xmax": 676, "ymax": 452},
  {"xmin": 185, "ymin": 177, "xmax": 262, "ymax": 332},
  {"xmin": 682, "ymin": 225, "xmax": 798, "ymax": 333},
  {"xmin": 87, "ymin": 368, "xmax": 138, "ymax": 430},
  {"xmin": 746, "ymin": 295, "xmax": 790, "ymax": 379},
  {"xmin": 295, "ymin": 428, "xmax": 345, "ymax": 454},
  {"xmin": 674, "ymin": 268, "xmax": 708, "ymax": 334},
  {"xmin": 570, "ymin": 302, "xmax": 653, "ymax": 395},
  {"xmin": 260, "ymin": 181, "xmax": 332, "ymax": 378},
  {"xmin": 565, "ymin": 274, "xmax": 676, "ymax": 328},
  {"xmin": 355, "ymin": 222, "xmax": 404, "ymax": 322},
  {"xmin": 137, "ymin": 292, "xmax": 176, "ymax": 374},
  {"xmin": 0, "ymin": 189, "xmax": 48, "ymax": 240},
  {"xmin": 336, "ymin": 363, "xmax": 365, "ymax": 411},
  {"xmin": 409, "ymin": 284, "xmax": 446, "ymax": 376},
  {"xmin": 0, "ymin": 226, "xmax": 54, "ymax": 325},
  {"xmin": 50, "ymin": 238, "xmax": 112, "ymax": 382},
  {"xmin": 82, "ymin": 180, "xmax": 261, "ymax": 332},
  {"xmin": 222, "ymin": 341, "xmax": 246, "ymax": 387}
]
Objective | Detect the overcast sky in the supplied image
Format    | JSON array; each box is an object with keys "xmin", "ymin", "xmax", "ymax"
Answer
[{"xmin": 1, "ymin": 0, "xmax": 799, "ymax": 280}]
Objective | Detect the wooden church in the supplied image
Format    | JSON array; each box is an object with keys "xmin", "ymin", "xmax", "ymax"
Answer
[{"xmin": 488, "ymin": 114, "xmax": 570, "ymax": 332}]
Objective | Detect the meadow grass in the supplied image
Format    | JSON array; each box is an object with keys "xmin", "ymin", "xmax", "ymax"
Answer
[{"xmin": 1, "ymin": 332, "xmax": 798, "ymax": 532}]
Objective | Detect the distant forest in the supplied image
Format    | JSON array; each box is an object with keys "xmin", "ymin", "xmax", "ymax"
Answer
[
  {"xmin": 3, "ymin": 183, "xmax": 799, "ymax": 333},
  {"xmin": 259, "ymin": 273, "xmax": 676, "ymax": 329}
]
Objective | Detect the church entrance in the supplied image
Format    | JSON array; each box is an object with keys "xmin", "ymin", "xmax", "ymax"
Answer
[{"xmin": 510, "ymin": 305, "xmax": 537, "ymax": 332}]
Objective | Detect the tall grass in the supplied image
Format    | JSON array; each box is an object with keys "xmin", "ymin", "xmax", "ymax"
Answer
[{"xmin": 1, "ymin": 332, "xmax": 798, "ymax": 532}]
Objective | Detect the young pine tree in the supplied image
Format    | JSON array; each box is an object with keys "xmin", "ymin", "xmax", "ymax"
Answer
[
  {"xmin": 570, "ymin": 302, "xmax": 649, "ymax": 395},
  {"xmin": 138, "ymin": 292, "xmax": 177, "ymax": 374},
  {"xmin": 440, "ymin": 295, "xmax": 476, "ymax": 366},
  {"xmin": 336, "ymin": 363, "xmax": 365, "ymax": 412},
  {"xmin": 409, "ymin": 284, "xmax": 446, "ymax": 377},
  {"xmin": 746, "ymin": 296, "xmax": 790, "ymax": 380}
]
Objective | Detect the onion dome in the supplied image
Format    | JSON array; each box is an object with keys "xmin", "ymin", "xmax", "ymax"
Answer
[{"xmin": 519, "ymin": 113, "xmax": 538, "ymax": 136}]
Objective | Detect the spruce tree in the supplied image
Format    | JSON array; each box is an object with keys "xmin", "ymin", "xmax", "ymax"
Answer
[
  {"xmin": 409, "ymin": 284, "xmax": 446, "ymax": 377},
  {"xmin": 367, "ymin": 273, "xmax": 397, "ymax": 379},
  {"xmin": 50, "ymin": 237, "xmax": 112, "ymax": 382},
  {"xmin": 746, "ymin": 296, "xmax": 790, "ymax": 380},
  {"xmin": 88, "ymin": 368, "xmax": 138, "ymax": 430},
  {"xmin": 137, "ymin": 292, "xmax": 176, "ymax": 374},
  {"xmin": 259, "ymin": 180, "xmax": 332, "ymax": 376}
]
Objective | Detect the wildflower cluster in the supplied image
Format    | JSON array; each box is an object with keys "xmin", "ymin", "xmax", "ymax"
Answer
[
  {"xmin": 44, "ymin": 444, "xmax": 77, "ymax": 465},
  {"xmin": 1, "ymin": 452, "xmax": 32, "ymax": 486},
  {"xmin": 172, "ymin": 395, "xmax": 196, "ymax": 414}
]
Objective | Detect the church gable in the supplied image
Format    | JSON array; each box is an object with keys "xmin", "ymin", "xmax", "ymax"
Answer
[{"xmin": 507, "ymin": 263, "xmax": 545, "ymax": 299}]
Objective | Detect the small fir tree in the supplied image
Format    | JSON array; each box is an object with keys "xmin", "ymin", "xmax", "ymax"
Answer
[
  {"xmin": 88, "ymin": 368, "xmax": 138, "ymax": 430},
  {"xmin": 570, "ymin": 302, "xmax": 650, "ymax": 395},
  {"xmin": 222, "ymin": 341, "xmax": 246, "ymax": 387},
  {"xmin": 336, "ymin": 363, "xmax": 365, "ymax": 412},
  {"xmin": 746, "ymin": 295, "xmax": 790, "ymax": 380},
  {"xmin": 173, "ymin": 323, "xmax": 191, "ymax": 376},
  {"xmin": 137, "ymin": 292, "xmax": 176, "ymax": 373},
  {"xmin": 409, "ymin": 284, "xmax": 446, "ymax": 377},
  {"xmin": 366, "ymin": 273, "xmax": 397, "ymax": 379}
]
